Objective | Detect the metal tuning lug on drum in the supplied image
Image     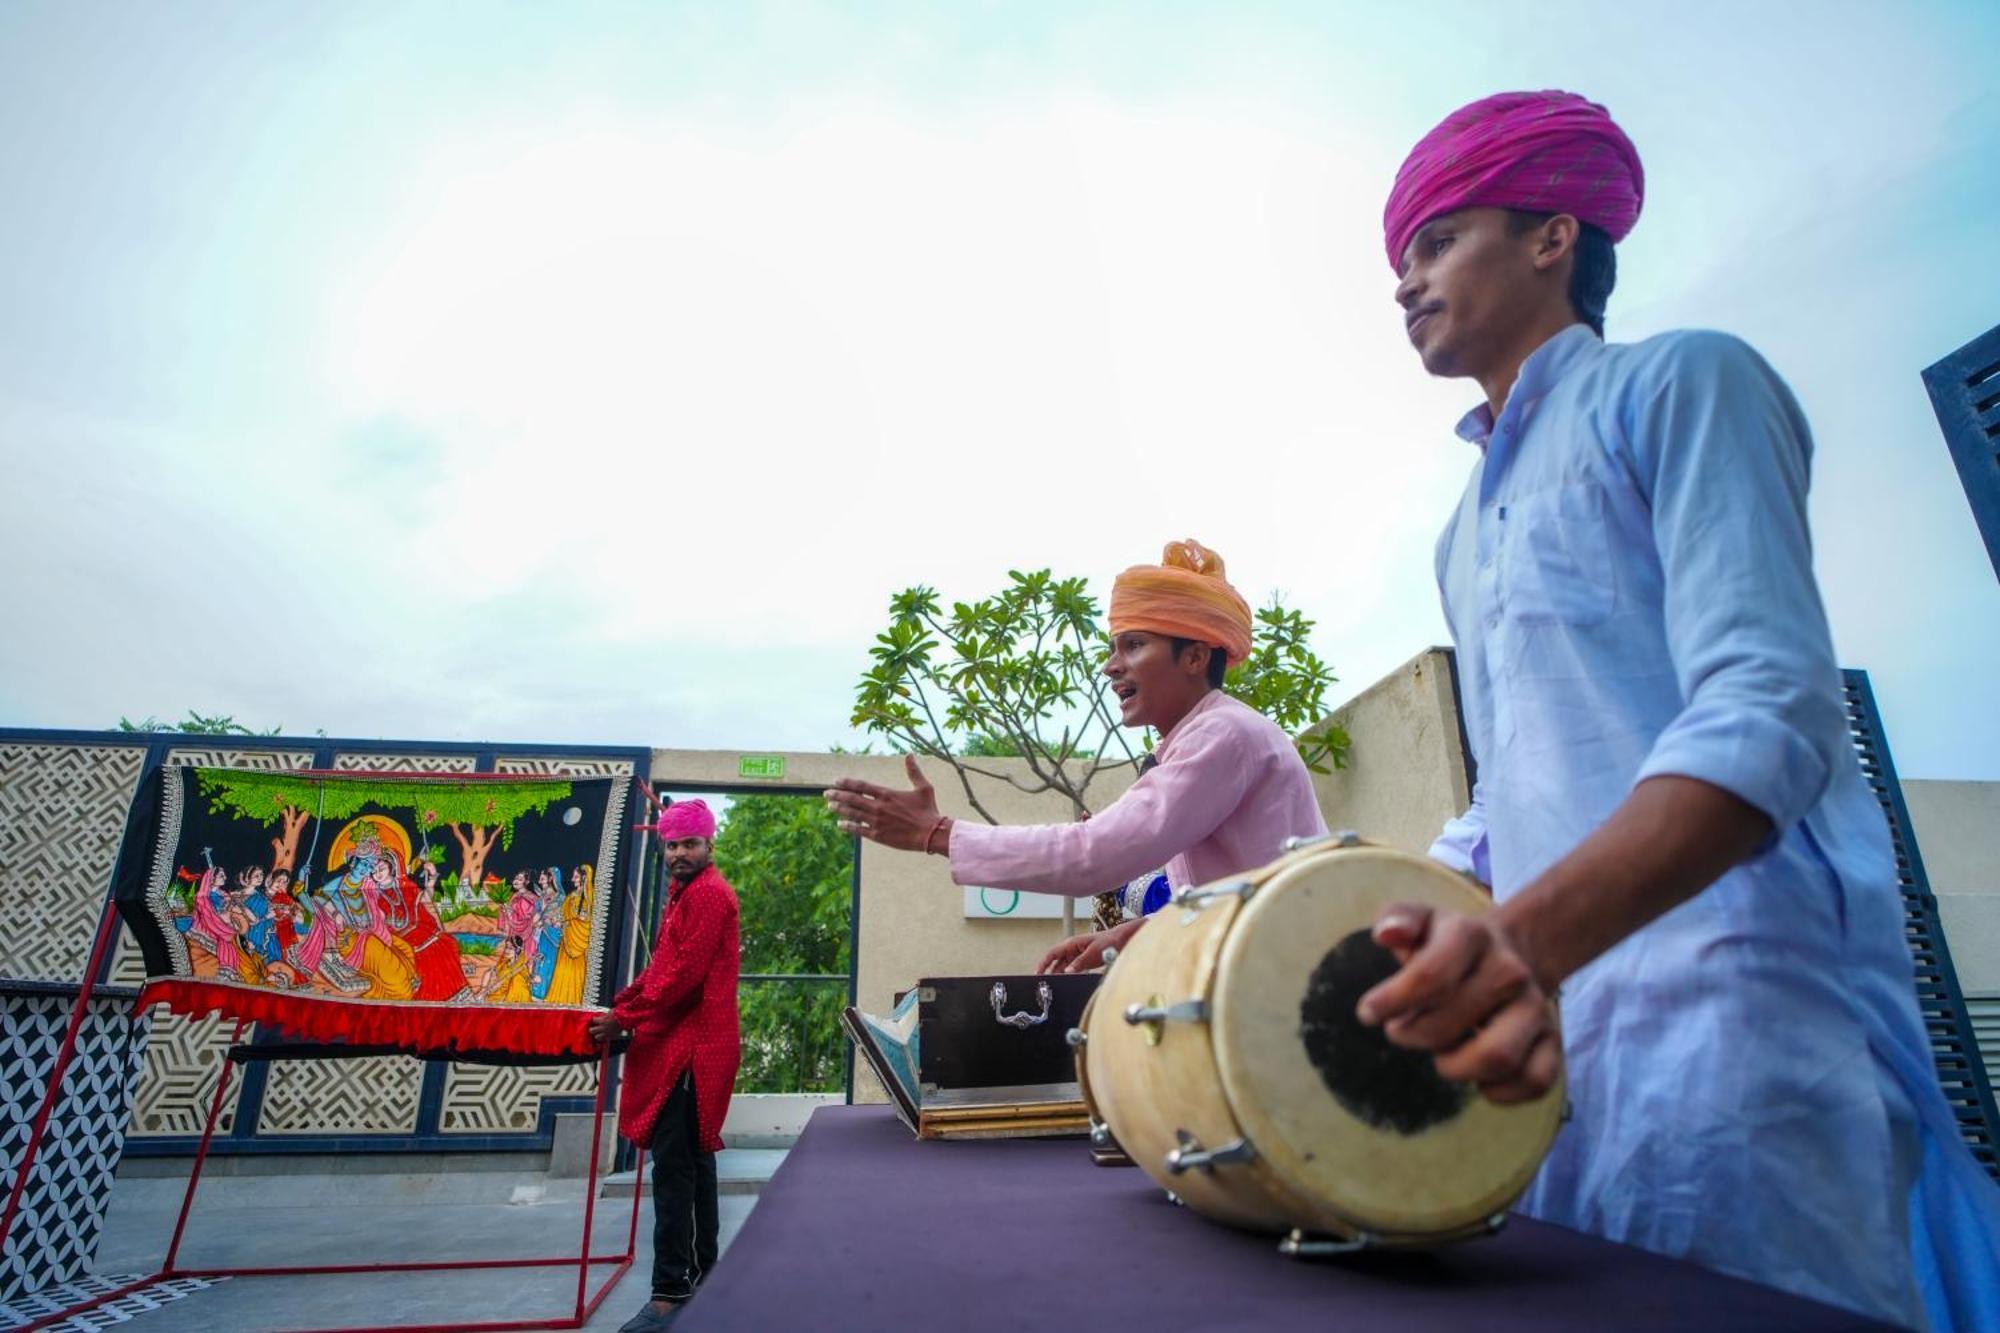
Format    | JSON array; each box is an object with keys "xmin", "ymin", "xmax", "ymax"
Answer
[
  {"xmin": 1278, "ymin": 1228, "xmax": 1381, "ymax": 1258},
  {"xmin": 990, "ymin": 980, "xmax": 1054, "ymax": 1030},
  {"xmin": 1064, "ymin": 1026, "xmax": 1086, "ymax": 1048},
  {"xmin": 1122, "ymin": 994, "xmax": 1207, "ymax": 1046},
  {"xmin": 1164, "ymin": 1128, "xmax": 1255, "ymax": 1175},
  {"xmin": 1278, "ymin": 1212, "xmax": 1505, "ymax": 1260},
  {"xmin": 1172, "ymin": 878, "xmax": 1254, "ymax": 924}
]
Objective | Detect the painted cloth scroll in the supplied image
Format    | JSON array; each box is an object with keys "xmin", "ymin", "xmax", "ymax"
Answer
[{"xmin": 113, "ymin": 767, "xmax": 630, "ymax": 1058}]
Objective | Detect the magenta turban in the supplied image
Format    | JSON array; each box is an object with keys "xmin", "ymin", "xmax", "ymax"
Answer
[
  {"xmin": 1383, "ymin": 90, "xmax": 1644, "ymax": 271},
  {"xmin": 654, "ymin": 798, "xmax": 716, "ymax": 842}
]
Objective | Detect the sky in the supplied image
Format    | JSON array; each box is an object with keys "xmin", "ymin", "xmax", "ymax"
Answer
[{"xmin": 2, "ymin": 2, "xmax": 1996, "ymax": 780}]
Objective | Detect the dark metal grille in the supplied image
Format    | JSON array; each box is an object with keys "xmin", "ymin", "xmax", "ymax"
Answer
[
  {"xmin": 1922, "ymin": 323, "xmax": 2000, "ymax": 582},
  {"xmin": 1842, "ymin": 670, "xmax": 2000, "ymax": 1182}
]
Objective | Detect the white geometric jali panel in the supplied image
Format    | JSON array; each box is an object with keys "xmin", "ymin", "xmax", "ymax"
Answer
[
  {"xmin": 255, "ymin": 1056, "xmax": 423, "ymax": 1135},
  {"xmin": 0, "ymin": 1272, "xmax": 223, "ymax": 1330},
  {"xmin": 108, "ymin": 940, "xmax": 147, "ymax": 988},
  {"xmin": 494, "ymin": 756, "xmax": 637, "ymax": 778},
  {"xmin": 127, "ymin": 1011, "xmax": 238, "ymax": 1139},
  {"xmin": 0, "ymin": 991, "xmax": 151, "ymax": 1302},
  {"xmin": 158, "ymin": 747, "xmax": 317, "ymax": 772},
  {"xmin": 439, "ymin": 1061, "xmax": 599, "ymax": 1135},
  {"xmin": 330, "ymin": 752, "xmax": 478, "ymax": 774},
  {"xmin": 0, "ymin": 743, "xmax": 146, "ymax": 983}
]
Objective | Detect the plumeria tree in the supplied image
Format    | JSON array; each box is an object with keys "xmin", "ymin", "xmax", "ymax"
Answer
[{"xmin": 851, "ymin": 566, "xmax": 1347, "ymax": 856}]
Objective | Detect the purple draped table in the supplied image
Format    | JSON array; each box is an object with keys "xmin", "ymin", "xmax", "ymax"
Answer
[{"xmin": 678, "ymin": 1105, "xmax": 1901, "ymax": 1332}]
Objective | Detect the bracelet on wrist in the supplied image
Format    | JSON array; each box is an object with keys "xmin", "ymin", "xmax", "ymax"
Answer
[{"xmin": 923, "ymin": 816, "xmax": 950, "ymax": 855}]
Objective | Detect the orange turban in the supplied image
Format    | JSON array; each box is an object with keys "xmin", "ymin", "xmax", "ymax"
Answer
[{"xmin": 1108, "ymin": 540, "xmax": 1253, "ymax": 664}]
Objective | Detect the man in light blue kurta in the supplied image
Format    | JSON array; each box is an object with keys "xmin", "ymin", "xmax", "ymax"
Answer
[{"xmin": 1359, "ymin": 91, "xmax": 1999, "ymax": 1330}]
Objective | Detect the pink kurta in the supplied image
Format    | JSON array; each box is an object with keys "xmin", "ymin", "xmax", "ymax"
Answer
[{"xmin": 949, "ymin": 691, "xmax": 1327, "ymax": 896}]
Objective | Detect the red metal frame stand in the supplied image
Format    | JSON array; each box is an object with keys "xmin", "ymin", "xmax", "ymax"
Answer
[{"xmin": 11, "ymin": 1025, "xmax": 641, "ymax": 1333}]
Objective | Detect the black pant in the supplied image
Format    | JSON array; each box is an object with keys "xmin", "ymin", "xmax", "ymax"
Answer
[{"xmin": 649, "ymin": 1070, "xmax": 719, "ymax": 1301}]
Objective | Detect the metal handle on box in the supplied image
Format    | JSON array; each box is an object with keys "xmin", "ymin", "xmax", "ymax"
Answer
[{"xmin": 991, "ymin": 979, "xmax": 1054, "ymax": 1029}]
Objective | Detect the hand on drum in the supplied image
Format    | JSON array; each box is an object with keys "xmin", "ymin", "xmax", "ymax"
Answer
[
  {"xmin": 1036, "ymin": 918, "xmax": 1142, "ymax": 975},
  {"xmin": 1355, "ymin": 904, "xmax": 1561, "ymax": 1105},
  {"xmin": 824, "ymin": 756, "xmax": 946, "ymax": 853}
]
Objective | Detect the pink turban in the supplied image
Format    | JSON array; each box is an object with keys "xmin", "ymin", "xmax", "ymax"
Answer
[
  {"xmin": 653, "ymin": 799, "xmax": 716, "ymax": 842},
  {"xmin": 1383, "ymin": 90, "xmax": 1644, "ymax": 271}
]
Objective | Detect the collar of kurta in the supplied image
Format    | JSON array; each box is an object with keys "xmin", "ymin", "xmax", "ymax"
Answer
[
  {"xmin": 1456, "ymin": 322, "xmax": 1603, "ymax": 450},
  {"xmin": 1153, "ymin": 688, "xmax": 1230, "ymax": 760}
]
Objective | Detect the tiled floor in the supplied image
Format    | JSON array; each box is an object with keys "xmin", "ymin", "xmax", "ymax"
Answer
[{"xmin": 69, "ymin": 1160, "xmax": 766, "ymax": 1331}]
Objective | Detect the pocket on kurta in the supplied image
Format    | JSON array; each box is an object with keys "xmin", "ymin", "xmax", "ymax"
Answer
[{"xmin": 1500, "ymin": 483, "xmax": 1616, "ymax": 625}]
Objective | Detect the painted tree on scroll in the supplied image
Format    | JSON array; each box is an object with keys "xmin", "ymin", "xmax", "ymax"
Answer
[
  {"xmin": 197, "ymin": 771, "xmax": 360, "ymax": 873},
  {"xmin": 193, "ymin": 772, "xmax": 571, "ymax": 888},
  {"xmin": 409, "ymin": 784, "xmax": 572, "ymax": 894}
]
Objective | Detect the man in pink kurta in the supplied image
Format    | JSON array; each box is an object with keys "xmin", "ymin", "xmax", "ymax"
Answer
[
  {"xmin": 948, "ymin": 686, "xmax": 1325, "ymax": 899},
  {"xmin": 829, "ymin": 540, "xmax": 1326, "ymax": 972}
]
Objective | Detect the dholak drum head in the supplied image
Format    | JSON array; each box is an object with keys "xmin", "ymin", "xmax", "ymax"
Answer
[{"xmin": 1211, "ymin": 844, "xmax": 1562, "ymax": 1240}]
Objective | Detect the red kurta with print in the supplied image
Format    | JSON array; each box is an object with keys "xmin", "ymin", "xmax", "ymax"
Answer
[{"xmin": 611, "ymin": 863, "xmax": 741, "ymax": 1152}]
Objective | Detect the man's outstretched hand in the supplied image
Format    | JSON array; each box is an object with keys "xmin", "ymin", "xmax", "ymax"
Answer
[{"xmin": 825, "ymin": 755, "xmax": 947, "ymax": 853}]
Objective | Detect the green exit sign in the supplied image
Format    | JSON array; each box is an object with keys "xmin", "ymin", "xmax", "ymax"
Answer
[{"xmin": 738, "ymin": 754, "xmax": 786, "ymax": 780}]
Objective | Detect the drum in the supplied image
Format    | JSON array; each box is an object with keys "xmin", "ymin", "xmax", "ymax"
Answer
[
  {"xmin": 1071, "ymin": 989, "xmax": 1133, "ymax": 1166},
  {"xmin": 1072, "ymin": 834, "xmax": 1562, "ymax": 1251}
]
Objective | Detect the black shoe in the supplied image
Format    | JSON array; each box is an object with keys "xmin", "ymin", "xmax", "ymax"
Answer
[{"xmin": 617, "ymin": 1300, "xmax": 683, "ymax": 1332}]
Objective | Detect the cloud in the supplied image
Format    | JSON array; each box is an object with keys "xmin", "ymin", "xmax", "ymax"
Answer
[
  {"xmin": 314, "ymin": 98, "xmax": 1468, "ymax": 682},
  {"xmin": 2, "ymin": 4, "xmax": 1996, "ymax": 781}
]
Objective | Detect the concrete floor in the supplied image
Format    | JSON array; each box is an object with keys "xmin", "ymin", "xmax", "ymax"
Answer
[{"xmin": 82, "ymin": 1166, "xmax": 759, "ymax": 1331}]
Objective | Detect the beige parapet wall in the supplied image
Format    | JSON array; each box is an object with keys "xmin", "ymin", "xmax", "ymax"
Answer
[
  {"xmin": 646, "ymin": 646, "xmax": 1479, "ymax": 1105},
  {"xmin": 1307, "ymin": 647, "xmax": 1471, "ymax": 855}
]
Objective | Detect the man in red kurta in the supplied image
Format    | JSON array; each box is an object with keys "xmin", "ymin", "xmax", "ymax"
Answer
[{"xmin": 588, "ymin": 799, "xmax": 741, "ymax": 1330}]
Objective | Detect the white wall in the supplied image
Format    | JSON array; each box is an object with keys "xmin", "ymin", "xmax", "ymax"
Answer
[{"xmin": 1904, "ymin": 779, "xmax": 2000, "ymax": 997}]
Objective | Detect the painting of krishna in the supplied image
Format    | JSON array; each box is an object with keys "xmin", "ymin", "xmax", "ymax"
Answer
[{"xmin": 115, "ymin": 766, "xmax": 631, "ymax": 1057}]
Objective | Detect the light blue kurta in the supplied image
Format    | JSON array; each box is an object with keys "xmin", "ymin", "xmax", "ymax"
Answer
[{"xmin": 1429, "ymin": 323, "xmax": 1998, "ymax": 1330}]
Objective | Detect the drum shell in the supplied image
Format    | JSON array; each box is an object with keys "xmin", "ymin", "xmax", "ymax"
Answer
[
  {"xmin": 1082, "ymin": 891, "xmax": 1338, "ymax": 1233},
  {"xmin": 1080, "ymin": 842, "xmax": 1562, "ymax": 1242},
  {"xmin": 1073, "ymin": 989, "xmax": 1132, "ymax": 1166}
]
